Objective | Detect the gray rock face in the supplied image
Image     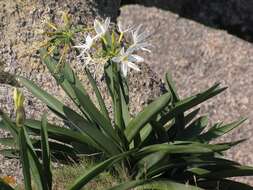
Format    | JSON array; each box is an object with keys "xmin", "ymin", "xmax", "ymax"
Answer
[
  {"xmin": 119, "ymin": 5, "xmax": 253, "ymax": 184},
  {"xmin": 121, "ymin": 0, "xmax": 253, "ymax": 42}
]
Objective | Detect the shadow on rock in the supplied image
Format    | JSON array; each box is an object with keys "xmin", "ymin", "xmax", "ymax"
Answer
[{"xmin": 121, "ymin": 0, "xmax": 253, "ymax": 43}]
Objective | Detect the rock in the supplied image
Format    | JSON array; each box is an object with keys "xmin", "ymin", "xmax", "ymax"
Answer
[
  {"xmin": 121, "ymin": 0, "xmax": 253, "ymax": 42},
  {"xmin": 119, "ymin": 5, "xmax": 253, "ymax": 184}
]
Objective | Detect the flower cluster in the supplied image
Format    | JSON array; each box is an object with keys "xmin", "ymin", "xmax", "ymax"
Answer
[{"xmin": 74, "ymin": 18, "xmax": 151, "ymax": 77}]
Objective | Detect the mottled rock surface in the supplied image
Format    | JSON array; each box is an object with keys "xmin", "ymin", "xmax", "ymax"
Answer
[
  {"xmin": 119, "ymin": 5, "xmax": 253, "ymax": 184},
  {"xmin": 0, "ymin": 0, "xmax": 161, "ymax": 183}
]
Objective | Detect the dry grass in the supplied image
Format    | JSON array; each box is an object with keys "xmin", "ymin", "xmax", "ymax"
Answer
[{"xmin": 52, "ymin": 158, "xmax": 120, "ymax": 190}]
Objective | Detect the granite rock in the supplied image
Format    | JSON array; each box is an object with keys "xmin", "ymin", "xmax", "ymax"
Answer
[{"xmin": 119, "ymin": 4, "xmax": 253, "ymax": 184}]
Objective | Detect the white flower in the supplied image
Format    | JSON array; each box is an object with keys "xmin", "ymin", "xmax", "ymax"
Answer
[
  {"xmin": 74, "ymin": 35, "xmax": 94, "ymax": 57},
  {"xmin": 117, "ymin": 21, "xmax": 132, "ymax": 33},
  {"xmin": 94, "ymin": 17, "xmax": 110, "ymax": 38},
  {"xmin": 112, "ymin": 47, "xmax": 143, "ymax": 77},
  {"xmin": 129, "ymin": 24, "xmax": 152, "ymax": 53}
]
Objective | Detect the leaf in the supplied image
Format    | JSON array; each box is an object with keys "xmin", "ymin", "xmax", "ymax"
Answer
[
  {"xmin": 135, "ymin": 152, "xmax": 168, "ymax": 179},
  {"xmin": 25, "ymin": 120, "xmax": 97, "ymax": 147},
  {"xmin": 184, "ymin": 108, "xmax": 200, "ymax": 126},
  {"xmin": 125, "ymin": 92, "xmax": 171, "ymax": 143},
  {"xmin": 178, "ymin": 116, "xmax": 208, "ymax": 140},
  {"xmin": 199, "ymin": 118, "xmax": 247, "ymax": 142},
  {"xmin": 85, "ymin": 67, "xmax": 110, "ymax": 121},
  {"xmin": 197, "ymin": 165, "xmax": 253, "ymax": 179},
  {"xmin": 74, "ymin": 87, "xmax": 121, "ymax": 146},
  {"xmin": 165, "ymin": 71, "xmax": 185, "ymax": 139},
  {"xmin": 40, "ymin": 48, "xmax": 92, "ymax": 121},
  {"xmin": 159, "ymin": 83, "xmax": 226, "ymax": 125},
  {"xmin": 0, "ymin": 149, "xmax": 19, "ymax": 158},
  {"xmin": 136, "ymin": 142, "xmax": 233, "ymax": 158},
  {"xmin": 198, "ymin": 179, "xmax": 253, "ymax": 190},
  {"xmin": 62, "ymin": 106, "xmax": 121, "ymax": 156},
  {"xmin": 17, "ymin": 76, "xmax": 73, "ymax": 120},
  {"xmin": 0, "ymin": 112, "xmax": 18, "ymax": 139},
  {"xmin": 107, "ymin": 180, "xmax": 203, "ymax": 190},
  {"xmin": 41, "ymin": 114, "xmax": 52, "ymax": 189},
  {"xmin": 165, "ymin": 71, "xmax": 179, "ymax": 102},
  {"xmin": 19, "ymin": 127, "xmax": 32, "ymax": 190},
  {"xmin": 68, "ymin": 150, "xmax": 135, "ymax": 190},
  {"xmin": 20, "ymin": 127, "xmax": 48, "ymax": 190}
]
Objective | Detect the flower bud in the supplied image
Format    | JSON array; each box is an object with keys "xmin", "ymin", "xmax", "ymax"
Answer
[{"xmin": 13, "ymin": 88, "xmax": 25, "ymax": 127}]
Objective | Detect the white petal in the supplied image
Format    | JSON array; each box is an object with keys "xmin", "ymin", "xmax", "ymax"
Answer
[
  {"xmin": 104, "ymin": 17, "xmax": 110, "ymax": 31},
  {"xmin": 73, "ymin": 45, "xmax": 86, "ymax": 49},
  {"xmin": 94, "ymin": 19, "xmax": 103, "ymax": 35},
  {"xmin": 128, "ymin": 54, "xmax": 144, "ymax": 63},
  {"xmin": 112, "ymin": 56, "xmax": 121, "ymax": 63},
  {"xmin": 121, "ymin": 62, "xmax": 128, "ymax": 77},
  {"xmin": 126, "ymin": 61, "xmax": 140, "ymax": 72}
]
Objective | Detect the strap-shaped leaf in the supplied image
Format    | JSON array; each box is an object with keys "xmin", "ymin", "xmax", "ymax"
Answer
[
  {"xmin": 165, "ymin": 71, "xmax": 179, "ymax": 102},
  {"xmin": 41, "ymin": 114, "xmax": 52, "ymax": 189},
  {"xmin": 159, "ymin": 83, "xmax": 226, "ymax": 125},
  {"xmin": 74, "ymin": 87, "xmax": 121, "ymax": 146},
  {"xmin": 85, "ymin": 67, "xmax": 110, "ymax": 121},
  {"xmin": 194, "ymin": 165, "xmax": 253, "ymax": 179},
  {"xmin": 17, "ymin": 76, "xmax": 77, "ymax": 120},
  {"xmin": 135, "ymin": 151, "xmax": 168, "ymax": 179},
  {"xmin": 19, "ymin": 127, "xmax": 32, "ymax": 190},
  {"xmin": 107, "ymin": 179, "xmax": 203, "ymax": 190},
  {"xmin": 25, "ymin": 120, "xmax": 97, "ymax": 147},
  {"xmin": 40, "ymin": 48, "xmax": 92, "ymax": 121},
  {"xmin": 136, "ymin": 142, "xmax": 234, "ymax": 158},
  {"xmin": 68, "ymin": 150, "xmax": 135, "ymax": 190},
  {"xmin": 199, "ymin": 118, "xmax": 247, "ymax": 142},
  {"xmin": 198, "ymin": 179, "xmax": 253, "ymax": 190},
  {"xmin": 0, "ymin": 112, "xmax": 18, "ymax": 139},
  {"xmin": 125, "ymin": 92, "xmax": 171, "ymax": 143},
  {"xmin": 178, "ymin": 116, "xmax": 208, "ymax": 140},
  {"xmin": 184, "ymin": 108, "xmax": 201, "ymax": 126},
  {"xmin": 62, "ymin": 107, "xmax": 121, "ymax": 156},
  {"xmin": 21, "ymin": 127, "xmax": 47, "ymax": 190}
]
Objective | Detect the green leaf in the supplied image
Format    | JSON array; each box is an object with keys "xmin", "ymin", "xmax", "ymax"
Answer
[
  {"xmin": 125, "ymin": 92, "xmax": 171, "ymax": 143},
  {"xmin": 41, "ymin": 114, "xmax": 52, "ymax": 189},
  {"xmin": 198, "ymin": 179, "xmax": 253, "ymax": 190},
  {"xmin": 85, "ymin": 67, "xmax": 110, "ymax": 121},
  {"xmin": 135, "ymin": 151, "xmax": 168, "ymax": 179},
  {"xmin": 197, "ymin": 165, "xmax": 253, "ymax": 179},
  {"xmin": 62, "ymin": 107, "xmax": 121, "ymax": 156},
  {"xmin": 178, "ymin": 116, "xmax": 208, "ymax": 140},
  {"xmin": 40, "ymin": 48, "xmax": 92, "ymax": 121},
  {"xmin": 25, "ymin": 120, "xmax": 97, "ymax": 148},
  {"xmin": 136, "ymin": 142, "xmax": 233, "ymax": 158},
  {"xmin": 0, "ymin": 112, "xmax": 18, "ymax": 139},
  {"xmin": 159, "ymin": 83, "xmax": 226, "ymax": 125},
  {"xmin": 68, "ymin": 150, "xmax": 135, "ymax": 190},
  {"xmin": 17, "ymin": 76, "xmax": 73, "ymax": 120},
  {"xmin": 184, "ymin": 108, "xmax": 200, "ymax": 126},
  {"xmin": 107, "ymin": 180, "xmax": 203, "ymax": 190},
  {"xmin": 0, "ymin": 138, "xmax": 17, "ymax": 147},
  {"xmin": 165, "ymin": 71, "xmax": 185, "ymax": 139},
  {"xmin": 0, "ymin": 149, "xmax": 19, "ymax": 158},
  {"xmin": 199, "ymin": 118, "xmax": 247, "ymax": 142},
  {"xmin": 165, "ymin": 71, "xmax": 179, "ymax": 102},
  {"xmin": 74, "ymin": 87, "xmax": 121, "ymax": 146},
  {"xmin": 19, "ymin": 127, "xmax": 32, "ymax": 190}
]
